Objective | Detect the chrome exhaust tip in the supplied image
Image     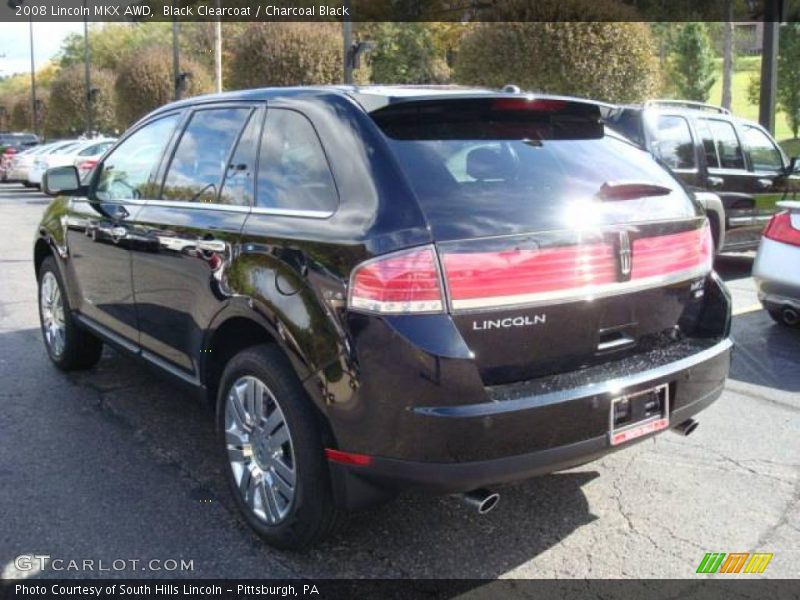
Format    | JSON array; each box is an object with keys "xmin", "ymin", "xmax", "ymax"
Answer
[
  {"xmin": 460, "ymin": 489, "xmax": 500, "ymax": 514},
  {"xmin": 782, "ymin": 307, "xmax": 799, "ymax": 326},
  {"xmin": 673, "ymin": 418, "xmax": 699, "ymax": 437}
]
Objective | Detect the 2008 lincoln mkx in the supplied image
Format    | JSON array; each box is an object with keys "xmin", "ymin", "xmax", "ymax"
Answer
[{"xmin": 34, "ymin": 86, "xmax": 732, "ymax": 549}]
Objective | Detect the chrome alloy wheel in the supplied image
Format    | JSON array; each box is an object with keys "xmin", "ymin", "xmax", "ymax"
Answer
[
  {"xmin": 225, "ymin": 376, "xmax": 297, "ymax": 524},
  {"xmin": 40, "ymin": 271, "xmax": 66, "ymax": 357}
]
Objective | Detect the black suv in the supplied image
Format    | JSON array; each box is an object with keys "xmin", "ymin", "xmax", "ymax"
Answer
[
  {"xmin": 35, "ymin": 86, "xmax": 732, "ymax": 549},
  {"xmin": 607, "ymin": 100, "xmax": 800, "ymax": 252}
]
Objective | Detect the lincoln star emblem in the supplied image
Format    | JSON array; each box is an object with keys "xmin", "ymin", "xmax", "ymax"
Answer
[{"xmin": 618, "ymin": 230, "xmax": 632, "ymax": 281}]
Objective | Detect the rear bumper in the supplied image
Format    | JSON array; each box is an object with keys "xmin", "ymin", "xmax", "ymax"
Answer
[
  {"xmin": 329, "ymin": 337, "xmax": 731, "ymax": 508},
  {"xmin": 754, "ymin": 237, "xmax": 800, "ymax": 309}
]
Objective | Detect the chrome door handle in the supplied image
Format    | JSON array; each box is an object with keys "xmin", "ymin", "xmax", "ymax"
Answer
[
  {"xmin": 708, "ymin": 176, "xmax": 724, "ymax": 188},
  {"xmin": 95, "ymin": 225, "xmax": 128, "ymax": 241},
  {"xmin": 196, "ymin": 239, "xmax": 227, "ymax": 253},
  {"xmin": 757, "ymin": 178, "xmax": 773, "ymax": 190}
]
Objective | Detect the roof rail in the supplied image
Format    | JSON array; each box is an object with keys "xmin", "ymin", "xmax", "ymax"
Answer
[{"xmin": 644, "ymin": 99, "xmax": 730, "ymax": 115}]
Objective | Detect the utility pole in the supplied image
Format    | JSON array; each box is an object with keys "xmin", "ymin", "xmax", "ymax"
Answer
[
  {"xmin": 214, "ymin": 0, "xmax": 222, "ymax": 93},
  {"xmin": 759, "ymin": 0, "xmax": 781, "ymax": 134},
  {"xmin": 27, "ymin": 16, "xmax": 37, "ymax": 134},
  {"xmin": 172, "ymin": 0, "xmax": 181, "ymax": 100},
  {"xmin": 342, "ymin": 0, "xmax": 352, "ymax": 84},
  {"xmin": 83, "ymin": 0, "xmax": 92, "ymax": 136}
]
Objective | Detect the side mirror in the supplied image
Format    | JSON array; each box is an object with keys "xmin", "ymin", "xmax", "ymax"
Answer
[
  {"xmin": 791, "ymin": 156, "xmax": 800, "ymax": 174},
  {"xmin": 42, "ymin": 165, "xmax": 85, "ymax": 196}
]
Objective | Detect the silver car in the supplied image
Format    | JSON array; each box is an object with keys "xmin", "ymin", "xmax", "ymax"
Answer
[{"xmin": 754, "ymin": 201, "xmax": 800, "ymax": 326}]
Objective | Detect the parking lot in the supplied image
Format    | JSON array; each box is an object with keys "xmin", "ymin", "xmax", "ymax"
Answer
[{"xmin": 0, "ymin": 182, "xmax": 798, "ymax": 579}]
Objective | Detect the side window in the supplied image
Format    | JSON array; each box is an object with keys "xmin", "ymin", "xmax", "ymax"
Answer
[
  {"xmin": 95, "ymin": 115, "xmax": 179, "ymax": 201},
  {"xmin": 742, "ymin": 125, "xmax": 784, "ymax": 172},
  {"xmin": 162, "ymin": 107, "xmax": 252, "ymax": 204},
  {"xmin": 218, "ymin": 110, "xmax": 262, "ymax": 207},
  {"xmin": 701, "ymin": 118, "xmax": 745, "ymax": 170},
  {"xmin": 653, "ymin": 116, "xmax": 696, "ymax": 169},
  {"xmin": 256, "ymin": 109, "xmax": 338, "ymax": 214}
]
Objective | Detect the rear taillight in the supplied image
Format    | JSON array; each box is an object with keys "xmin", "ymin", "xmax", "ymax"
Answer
[
  {"xmin": 78, "ymin": 159, "xmax": 97, "ymax": 172},
  {"xmin": 632, "ymin": 224, "xmax": 713, "ymax": 280},
  {"xmin": 440, "ymin": 225, "xmax": 712, "ymax": 311},
  {"xmin": 442, "ymin": 242, "xmax": 618, "ymax": 310},
  {"xmin": 348, "ymin": 245, "xmax": 444, "ymax": 314},
  {"xmin": 764, "ymin": 211, "xmax": 800, "ymax": 247}
]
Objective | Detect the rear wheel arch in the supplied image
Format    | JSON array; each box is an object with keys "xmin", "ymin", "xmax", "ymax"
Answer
[{"xmin": 204, "ymin": 314, "xmax": 338, "ymax": 450}]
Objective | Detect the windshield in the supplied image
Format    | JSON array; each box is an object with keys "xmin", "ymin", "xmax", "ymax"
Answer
[{"xmin": 382, "ymin": 125, "xmax": 697, "ymax": 239}]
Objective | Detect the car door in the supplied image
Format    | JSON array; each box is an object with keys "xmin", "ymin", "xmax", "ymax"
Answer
[
  {"xmin": 694, "ymin": 117, "xmax": 753, "ymax": 193},
  {"xmin": 129, "ymin": 104, "xmax": 260, "ymax": 381},
  {"xmin": 65, "ymin": 113, "xmax": 181, "ymax": 343},
  {"xmin": 739, "ymin": 123, "xmax": 793, "ymax": 199}
]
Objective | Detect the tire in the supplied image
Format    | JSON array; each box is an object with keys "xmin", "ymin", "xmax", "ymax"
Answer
[
  {"xmin": 216, "ymin": 344, "xmax": 339, "ymax": 550},
  {"xmin": 38, "ymin": 256, "xmax": 103, "ymax": 370},
  {"xmin": 768, "ymin": 307, "xmax": 800, "ymax": 327}
]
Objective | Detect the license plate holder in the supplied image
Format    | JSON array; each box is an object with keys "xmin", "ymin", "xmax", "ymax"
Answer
[{"xmin": 609, "ymin": 383, "xmax": 670, "ymax": 446}]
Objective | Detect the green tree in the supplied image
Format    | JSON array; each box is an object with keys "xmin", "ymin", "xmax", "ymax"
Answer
[
  {"xmin": 45, "ymin": 65, "xmax": 117, "ymax": 137},
  {"xmin": 114, "ymin": 46, "xmax": 213, "ymax": 127},
  {"xmin": 454, "ymin": 21, "xmax": 659, "ymax": 103},
  {"xmin": 670, "ymin": 23, "xmax": 717, "ymax": 102},
  {"xmin": 777, "ymin": 23, "xmax": 800, "ymax": 138},
  {"xmin": 369, "ymin": 23, "xmax": 450, "ymax": 84},
  {"xmin": 227, "ymin": 23, "xmax": 352, "ymax": 89}
]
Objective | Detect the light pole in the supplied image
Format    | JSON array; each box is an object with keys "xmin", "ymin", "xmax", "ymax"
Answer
[
  {"xmin": 83, "ymin": 0, "xmax": 92, "ymax": 136},
  {"xmin": 172, "ymin": 0, "xmax": 181, "ymax": 100},
  {"xmin": 756, "ymin": 0, "xmax": 782, "ymax": 134},
  {"xmin": 342, "ymin": 0, "xmax": 352, "ymax": 84},
  {"xmin": 214, "ymin": 0, "xmax": 222, "ymax": 93}
]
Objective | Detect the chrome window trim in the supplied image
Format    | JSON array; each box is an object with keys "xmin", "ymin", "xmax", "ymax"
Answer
[{"xmin": 136, "ymin": 199, "xmax": 332, "ymax": 218}]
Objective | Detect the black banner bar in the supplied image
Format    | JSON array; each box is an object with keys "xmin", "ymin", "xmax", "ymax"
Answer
[
  {"xmin": 2, "ymin": 579, "xmax": 800, "ymax": 600},
  {"xmin": 0, "ymin": 0, "xmax": 798, "ymax": 23}
]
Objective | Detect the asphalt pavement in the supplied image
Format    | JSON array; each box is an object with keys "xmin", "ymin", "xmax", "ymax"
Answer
[{"xmin": 0, "ymin": 183, "xmax": 798, "ymax": 580}]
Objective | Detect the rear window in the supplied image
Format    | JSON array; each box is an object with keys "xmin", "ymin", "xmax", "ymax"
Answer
[{"xmin": 374, "ymin": 101, "xmax": 696, "ymax": 239}]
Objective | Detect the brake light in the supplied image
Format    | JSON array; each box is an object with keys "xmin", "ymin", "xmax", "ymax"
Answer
[
  {"xmin": 348, "ymin": 245, "xmax": 444, "ymax": 314},
  {"xmin": 764, "ymin": 211, "xmax": 800, "ymax": 247},
  {"xmin": 491, "ymin": 98, "xmax": 568, "ymax": 112}
]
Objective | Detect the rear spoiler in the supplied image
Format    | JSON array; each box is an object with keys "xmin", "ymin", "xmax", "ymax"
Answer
[{"xmin": 370, "ymin": 96, "xmax": 605, "ymax": 141}]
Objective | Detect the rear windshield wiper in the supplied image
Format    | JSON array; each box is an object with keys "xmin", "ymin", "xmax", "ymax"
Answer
[{"xmin": 596, "ymin": 181, "xmax": 673, "ymax": 201}]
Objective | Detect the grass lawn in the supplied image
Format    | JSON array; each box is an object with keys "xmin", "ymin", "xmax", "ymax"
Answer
[{"xmin": 706, "ymin": 56, "xmax": 799, "ymax": 156}]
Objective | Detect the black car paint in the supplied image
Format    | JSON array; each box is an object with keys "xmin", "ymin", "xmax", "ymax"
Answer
[{"xmin": 35, "ymin": 87, "xmax": 732, "ymax": 510}]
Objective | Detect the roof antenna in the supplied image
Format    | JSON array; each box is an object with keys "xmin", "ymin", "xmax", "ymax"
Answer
[{"xmin": 502, "ymin": 84, "xmax": 521, "ymax": 94}]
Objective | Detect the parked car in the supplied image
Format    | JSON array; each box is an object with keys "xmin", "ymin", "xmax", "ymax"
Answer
[
  {"xmin": 72, "ymin": 138, "xmax": 116, "ymax": 179},
  {"xmin": 27, "ymin": 140, "xmax": 84, "ymax": 187},
  {"xmin": 606, "ymin": 100, "xmax": 800, "ymax": 253},
  {"xmin": 754, "ymin": 201, "xmax": 800, "ymax": 326},
  {"xmin": 36, "ymin": 86, "xmax": 732, "ymax": 549},
  {"xmin": 0, "ymin": 132, "xmax": 39, "ymax": 154},
  {"xmin": 4, "ymin": 143, "xmax": 56, "ymax": 185},
  {"xmin": 0, "ymin": 133, "xmax": 39, "ymax": 182}
]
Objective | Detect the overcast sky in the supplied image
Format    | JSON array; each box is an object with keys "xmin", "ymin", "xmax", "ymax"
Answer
[{"xmin": 0, "ymin": 22, "xmax": 85, "ymax": 78}]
